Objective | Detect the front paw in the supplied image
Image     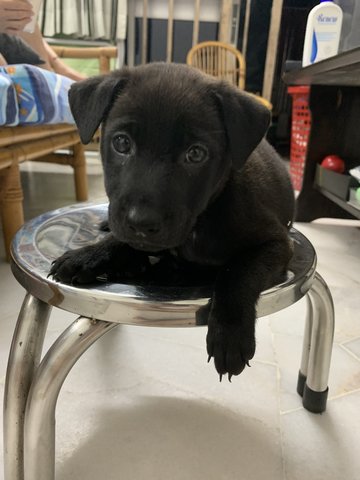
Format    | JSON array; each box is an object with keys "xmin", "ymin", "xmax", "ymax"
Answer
[
  {"xmin": 206, "ymin": 308, "xmax": 256, "ymax": 381},
  {"xmin": 49, "ymin": 246, "xmax": 108, "ymax": 284}
]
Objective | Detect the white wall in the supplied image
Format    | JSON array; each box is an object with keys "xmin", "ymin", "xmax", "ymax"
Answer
[{"xmin": 134, "ymin": 0, "xmax": 221, "ymax": 22}]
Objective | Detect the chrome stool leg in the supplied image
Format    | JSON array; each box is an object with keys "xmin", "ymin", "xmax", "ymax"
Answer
[
  {"xmin": 297, "ymin": 295, "xmax": 313, "ymax": 396},
  {"xmin": 298, "ymin": 272, "xmax": 335, "ymax": 413},
  {"xmin": 24, "ymin": 316, "xmax": 118, "ymax": 480},
  {"xmin": 3, "ymin": 294, "xmax": 51, "ymax": 480}
]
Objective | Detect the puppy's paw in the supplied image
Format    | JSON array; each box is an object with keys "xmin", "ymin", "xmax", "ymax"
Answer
[
  {"xmin": 49, "ymin": 246, "xmax": 109, "ymax": 284},
  {"xmin": 99, "ymin": 220, "xmax": 110, "ymax": 232},
  {"xmin": 206, "ymin": 312, "xmax": 256, "ymax": 381}
]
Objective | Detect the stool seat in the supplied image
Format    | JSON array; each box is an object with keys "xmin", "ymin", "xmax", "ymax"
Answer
[
  {"xmin": 4, "ymin": 202, "xmax": 334, "ymax": 480},
  {"xmin": 11, "ymin": 202, "xmax": 316, "ymax": 326}
]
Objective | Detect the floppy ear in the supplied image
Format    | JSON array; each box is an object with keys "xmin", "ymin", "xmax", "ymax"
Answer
[
  {"xmin": 68, "ymin": 70, "xmax": 128, "ymax": 144},
  {"xmin": 214, "ymin": 83, "xmax": 271, "ymax": 168}
]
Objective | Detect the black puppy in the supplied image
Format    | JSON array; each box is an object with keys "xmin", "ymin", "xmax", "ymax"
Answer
[{"xmin": 50, "ymin": 63, "xmax": 295, "ymax": 380}]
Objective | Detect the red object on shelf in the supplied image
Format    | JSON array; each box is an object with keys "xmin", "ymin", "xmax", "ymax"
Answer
[
  {"xmin": 321, "ymin": 155, "xmax": 345, "ymax": 173},
  {"xmin": 288, "ymin": 86, "xmax": 311, "ymax": 192}
]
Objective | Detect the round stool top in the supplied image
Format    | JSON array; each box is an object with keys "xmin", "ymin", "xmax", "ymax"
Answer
[{"xmin": 11, "ymin": 203, "xmax": 316, "ymax": 327}]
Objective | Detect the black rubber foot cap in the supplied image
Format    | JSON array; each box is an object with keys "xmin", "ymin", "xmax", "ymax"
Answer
[
  {"xmin": 297, "ymin": 371, "xmax": 307, "ymax": 397},
  {"xmin": 303, "ymin": 384, "xmax": 328, "ymax": 413}
]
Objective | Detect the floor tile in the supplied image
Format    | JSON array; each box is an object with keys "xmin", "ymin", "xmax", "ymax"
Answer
[
  {"xmin": 55, "ymin": 388, "xmax": 283, "ymax": 480},
  {"xmin": 281, "ymin": 390, "xmax": 360, "ymax": 480},
  {"xmin": 342, "ymin": 337, "xmax": 360, "ymax": 360},
  {"xmin": 273, "ymin": 334, "xmax": 360, "ymax": 412}
]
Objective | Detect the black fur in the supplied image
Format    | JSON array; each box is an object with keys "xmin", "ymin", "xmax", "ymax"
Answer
[{"xmin": 50, "ymin": 63, "xmax": 295, "ymax": 379}]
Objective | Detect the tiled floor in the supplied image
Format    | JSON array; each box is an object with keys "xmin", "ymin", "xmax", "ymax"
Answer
[{"xmin": 1, "ymin": 159, "xmax": 360, "ymax": 480}]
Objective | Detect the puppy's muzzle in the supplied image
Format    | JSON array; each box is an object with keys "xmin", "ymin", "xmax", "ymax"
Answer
[{"xmin": 125, "ymin": 206, "xmax": 162, "ymax": 240}]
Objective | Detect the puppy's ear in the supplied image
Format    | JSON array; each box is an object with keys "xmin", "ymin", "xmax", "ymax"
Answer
[
  {"xmin": 69, "ymin": 70, "xmax": 128, "ymax": 144},
  {"xmin": 214, "ymin": 83, "xmax": 271, "ymax": 168}
]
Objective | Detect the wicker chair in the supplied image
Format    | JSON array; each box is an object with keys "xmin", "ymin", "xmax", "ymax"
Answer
[
  {"xmin": 0, "ymin": 46, "xmax": 117, "ymax": 260},
  {"xmin": 52, "ymin": 45, "xmax": 117, "ymax": 75},
  {"xmin": 187, "ymin": 40, "xmax": 246, "ymax": 89},
  {"xmin": 186, "ymin": 41, "xmax": 271, "ymax": 110}
]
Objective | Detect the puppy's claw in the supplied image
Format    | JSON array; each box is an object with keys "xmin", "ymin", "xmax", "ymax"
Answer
[
  {"xmin": 246, "ymin": 360, "xmax": 251, "ymax": 367},
  {"xmin": 219, "ymin": 374, "xmax": 223, "ymax": 383},
  {"xmin": 228, "ymin": 374, "xmax": 232, "ymax": 382},
  {"xmin": 207, "ymin": 355, "xmax": 212, "ymax": 363}
]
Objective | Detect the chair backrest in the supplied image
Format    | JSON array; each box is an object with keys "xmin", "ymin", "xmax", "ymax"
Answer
[
  {"xmin": 186, "ymin": 41, "xmax": 246, "ymax": 90},
  {"xmin": 52, "ymin": 46, "xmax": 117, "ymax": 75}
]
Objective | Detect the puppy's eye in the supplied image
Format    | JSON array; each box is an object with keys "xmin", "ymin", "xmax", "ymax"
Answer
[
  {"xmin": 112, "ymin": 134, "xmax": 132, "ymax": 154},
  {"xmin": 185, "ymin": 144, "xmax": 208, "ymax": 164}
]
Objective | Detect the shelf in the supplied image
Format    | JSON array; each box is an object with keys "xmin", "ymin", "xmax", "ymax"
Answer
[
  {"xmin": 315, "ymin": 186, "xmax": 360, "ymax": 219},
  {"xmin": 283, "ymin": 47, "xmax": 360, "ymax": 87}
]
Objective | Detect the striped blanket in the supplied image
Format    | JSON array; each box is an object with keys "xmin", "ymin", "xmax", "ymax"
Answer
[{"xmin": 0, "ymin": 64, "xmax": 75, "ymax": 126}]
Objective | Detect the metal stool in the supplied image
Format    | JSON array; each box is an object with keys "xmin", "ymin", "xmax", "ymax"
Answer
[{"xmin": 3, "ymin": 203, "xmax": 335, "ymax": 480}]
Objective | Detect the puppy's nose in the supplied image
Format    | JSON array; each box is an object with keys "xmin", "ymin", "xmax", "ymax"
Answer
[{"xmin": 126, "ymin": 207, "xmax": 162, "ymax": 237}]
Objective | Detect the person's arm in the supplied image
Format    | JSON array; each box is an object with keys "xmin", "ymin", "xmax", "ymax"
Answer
[
  {"xmin": 0, "ymin": 52, "xmax": 7, "ymax": 65},
  {"xmin": 19, "ymin": 25, "xmax": 87, "ymax": 81},
  {"xmin": 43, "ymin": 40, "xmax": 87, "ymax": 81},
  {"xmin": 0, "ymin": 0, "xmax": 34, "ymax": 34},
  {"xmin": 17, "ymin": 24, "xmax": 51, "ymax": 68}
]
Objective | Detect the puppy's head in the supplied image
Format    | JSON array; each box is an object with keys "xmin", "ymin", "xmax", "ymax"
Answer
[{"xmin": 69, "ymin": 63, "xmax": 270, "ymax": 252}]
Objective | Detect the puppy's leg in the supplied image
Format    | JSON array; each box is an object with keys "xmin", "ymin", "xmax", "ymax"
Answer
[
  {"xmin": 206, "ymin": 231, "xmax": 293, "ymax": 379},
  {"xmin": 49, "ymin": 235, "xmax": 150, "ymax": 284}
]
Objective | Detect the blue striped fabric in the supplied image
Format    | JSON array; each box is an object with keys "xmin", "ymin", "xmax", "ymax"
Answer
[{"xmin": 0, "ymin": 64, "xmax": 75, "ymax": 126}]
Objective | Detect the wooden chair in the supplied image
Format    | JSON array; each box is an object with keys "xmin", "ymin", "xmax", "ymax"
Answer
[
  {"xmin": 187, "ymin": 40, "xmax": 246, "ymax": 89},
  {"xmin": 0, "ymin": 46, "xmax": 117, "ymax": 260},
  {"xmin": 186, "ymin": 41, "xmax": 272, "ymax": 110},
  {"xmin": 51, "ymin": 45, "xmax": 117, "ymax": 75}
]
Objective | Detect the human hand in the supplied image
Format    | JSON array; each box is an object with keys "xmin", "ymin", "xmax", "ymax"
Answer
[{"xmin": 0, "ymin": 1, "xmax": 34, "ymax": 34}]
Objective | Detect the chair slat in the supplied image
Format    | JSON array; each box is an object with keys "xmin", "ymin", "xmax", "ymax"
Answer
[{"xmin": 186, "ymin": 41, "xmax": 245, "ymax": 89}]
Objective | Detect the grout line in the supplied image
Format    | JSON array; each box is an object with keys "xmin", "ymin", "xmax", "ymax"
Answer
[
  {"xmin": 252, "ymin": 359, "xmax": 278, "ymax": 367},
  {"xmin": 278, "ymin": 367, "xmax": 289, "ymax": 480},
  {"xmin": 328, "ymin": 387, "xmax": 360, "ymax": 401},
  {"xmin": 280, "ymin": 387, "xmax": 360, "ymax": 414},
  {"xmin": 338, "ymin": 343, "xmax": 360, "ymax": 362},
  {"xmin": 280, "ymin": 406, "xmax": 303, "ymax": 416},
  {"xmin": 268, "ymin": 320, "xmax": 288, "ymax": 480}
]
